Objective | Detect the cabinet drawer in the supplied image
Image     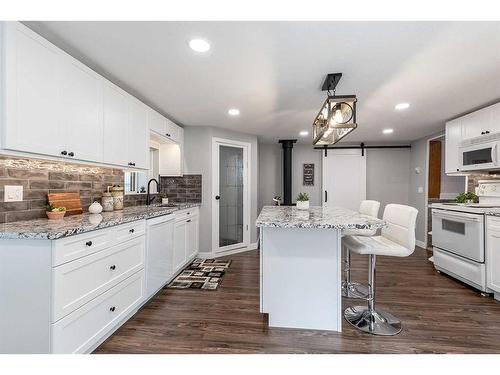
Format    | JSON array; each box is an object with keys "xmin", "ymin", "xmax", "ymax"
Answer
[
  {"xmin": 52, "ymin": 236, "xmax": 145, "ymax": 322},
  {"xmin": 175, "ymin": 207, "xmax": 199, "ymax": 222},
  {"xmin": 51, "ymin": 270, "xmax": 144, "ymax": 354},
  {"xmin": 115, "ymin": 221, "xmax": 146, "ymax": 244},
  {"xmin": 53, "ymin": 229, "xmax": 114, "ymax": 266}
]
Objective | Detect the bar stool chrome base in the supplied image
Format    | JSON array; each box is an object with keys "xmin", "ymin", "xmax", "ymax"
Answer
[
  {"xmin": 341, "ymin": 282, "xmax": 369, "ymax": 299},
  {"xmin": 344, "ymin": 305, "xmax": 402, "ymax": 336}
]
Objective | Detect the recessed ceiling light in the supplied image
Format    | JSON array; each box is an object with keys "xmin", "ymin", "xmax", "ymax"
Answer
[
  {"xmin": 395, "ymin": 102, "xmax": 410, "ymax": 110},
  {"xmin": 299, "ymin": 131, "xmax": 309, "ymax": 137},
  {"xmin": 189, "ymin": 39, "xmax": 210, "ymax": 53},
  {"xmin": 383, "ymin": 128, "xmax": 394, "ymax": 134},
  {"xmin": 228, "ymin": 108, "xmax": 240, "ymax": 116}
]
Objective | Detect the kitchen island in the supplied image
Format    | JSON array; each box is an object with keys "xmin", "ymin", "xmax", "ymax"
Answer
[{"xmin": 256, "ymin": 205, "xmax": 386, "ymax": 332}]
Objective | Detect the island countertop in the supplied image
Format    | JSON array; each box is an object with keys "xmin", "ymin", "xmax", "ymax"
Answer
[
  {"xmin": 0, "ymin": 203, "xmax": 200, "ymax": 240},
  {"xmin": 256, "ymin": 205, "xmax": 386, "ymax": 230}
]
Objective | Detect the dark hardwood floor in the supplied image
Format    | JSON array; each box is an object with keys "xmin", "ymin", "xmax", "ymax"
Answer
[{"xmin": 94, "ymin": 248, "xmax": 500, "ymax": 354}]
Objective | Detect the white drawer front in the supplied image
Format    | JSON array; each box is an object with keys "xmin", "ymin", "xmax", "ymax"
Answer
[
  {"xmin": 115, "ymin": 221, "xmax": 146, "ymax": 244},
  {"xmin": 433, "ymin": 247, "xmax": 486, "ymax": 290},
  {"xmin": 52, "ymin": 270, "xmax": 144, "ymax": 354},
  {"xmin": 53, "ymin": 229, "xmax": 114, "ymax": 266},
  {"xmin": 52, "ymin": 236, "xmax": 145, "ymax": 322}
]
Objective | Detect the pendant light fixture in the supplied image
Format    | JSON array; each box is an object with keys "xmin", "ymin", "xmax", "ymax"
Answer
[{"xmin": 312, "ymin": 73, "xmax": 357, "ymax": 145}]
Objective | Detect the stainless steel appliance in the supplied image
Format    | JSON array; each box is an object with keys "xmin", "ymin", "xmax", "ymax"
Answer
[
  {"xmin": 459, "ymin": 132, "xmax": 500, "ymax": 171},
  {"xmin": 431, "ymin": 180, "xmax": 500, "ymax": 291}
]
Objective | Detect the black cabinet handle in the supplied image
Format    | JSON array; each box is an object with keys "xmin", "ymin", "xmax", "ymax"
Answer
[
  {"xmin": 85, "ymin": 241, "xmax": 92, "ymax": 247},
  {"xmin": 215, "ymin": 195, "xmax": 220, "ymax": 200},
  {"xmin": 61, "ymin": 150, "xmax": 68, "ymax": 155},
  {"xmin": 109, "ymin": 306, "xmax": 116, "ymax": 312},
  {"xmin": 481, "ymin": 132, "xmax": 485, "ymax": 135},
  {"xmin": 186, "ymin": 219, "xmax": 191, "ymax": 223},
  {"xmin": 166, "ymin": 133, "xmax": 171, "ymax": 137},
  {"xmin": 486, "ymin": 131, "xmax": 490, "ymax": 134},
  {"xmin": 325, "ymin": 190, "xmax": 328, "ymax": 203},
  {"xmin": 68, "ymin": 152, "xmax": 74, "ymax": 157},
  {"xmin": 129, "ymin": 228, "xmax": 135, "ymax": 233},
  {"xmin": 457, "ymin": 168, "xmax": 460, "ymax": 172},
  {"xmin": 110, "ymin": 265, "xmax": 116, "ymax": 270}
]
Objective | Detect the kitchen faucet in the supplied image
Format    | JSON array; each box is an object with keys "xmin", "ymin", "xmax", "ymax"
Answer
[{"xmin": 146, "ymin": 178, "xmax": 160, "ymax": 205}]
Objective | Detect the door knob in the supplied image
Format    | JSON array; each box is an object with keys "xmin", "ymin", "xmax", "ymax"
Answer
[{"xmin": 215, "ymin": 195, "xmax": 220, "ymax": 200}]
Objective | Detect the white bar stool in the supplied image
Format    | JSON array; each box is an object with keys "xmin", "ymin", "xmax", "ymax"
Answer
[
  {"xmin": 343, "ymin": 204, "xmax": 418, "ymax": 336},
  {"xmin": 342, "ymin": 200, "xmax": 380, "ymax": 299}
]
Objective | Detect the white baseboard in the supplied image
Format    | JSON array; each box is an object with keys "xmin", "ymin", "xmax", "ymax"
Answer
[
  {"xmin": 416, "ymin": 240, "xmax": 426, "ymax": 249},
  {"xmin": 198, "ymin": 242, "xmax": 258, "ymax": 259}
]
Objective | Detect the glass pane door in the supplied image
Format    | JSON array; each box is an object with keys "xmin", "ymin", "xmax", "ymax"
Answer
[{"xmin": 219, "ymin": 145, "xmax": 244, "ymax": 247}]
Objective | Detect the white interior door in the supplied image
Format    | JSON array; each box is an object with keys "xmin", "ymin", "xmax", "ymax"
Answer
[
  {"xmin": 322, "ymin": 149, "xmax": 366, "ymax": 210},
  {"xmin": 212, "ymin": 138, "xmax": 251, "ymax": 253}
]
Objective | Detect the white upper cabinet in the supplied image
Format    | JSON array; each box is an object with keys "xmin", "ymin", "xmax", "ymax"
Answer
[
  {"xmin": 128, "ymin": 98, "xmax": 149, "ymax": 169},
  {"xmin": 59, "ymin": 59, "xmax": 104, "ymax": 163},
  {"xmin": 462, "ymin": 102, "xmax": 500, "ymax": 140},
  {"xmin": 445, "ymin": 118, "xmax": 463, "ymax": 174},
  {"xmin": 2, "ymin": 23, "xmax": 63, "ymax": 157},
  {"xmin": 103, "ymin": 83, "xmax": 129, "ymax": 166},
  {"xmin": 148, "ymin": 109, "xmax": 167, "ymax": 136},
  {"xmin": 445, "ymin": 102, "xmax": 500, "ymax": 174},
  {"xmin": 0, "ymin": 22, "xmax": 159, "ymax": 170}
]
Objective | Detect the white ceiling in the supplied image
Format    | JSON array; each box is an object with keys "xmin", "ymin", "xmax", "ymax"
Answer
[{"xmin": 25, "ymin": 21, "xmax": 500, "ymax": 144}]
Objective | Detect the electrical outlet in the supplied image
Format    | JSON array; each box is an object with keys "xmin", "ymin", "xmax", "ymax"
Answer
[
  {"xmin": 4, "ymin": 185, "xmax": 23, "ymax": 202},
  {"xmin": 418, "ymin": 186, "xmax": 424, "ymax": 194}
]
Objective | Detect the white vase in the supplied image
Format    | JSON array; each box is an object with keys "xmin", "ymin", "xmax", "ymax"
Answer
[
  {"xmin": 88, "ymin": 201, "xmax": 103, "ymax": 214},
  {"xmin": 296, "ymin": 200, "xmax": 309, "ymax": 210}
]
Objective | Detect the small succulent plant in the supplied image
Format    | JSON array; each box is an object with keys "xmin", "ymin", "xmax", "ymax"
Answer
[
  {"xmin": 296, "ymin": 192, "xmax": 309, "ymax": 202},
  {"xmin": 46, "ymin": 204, "xmax": 66, "ymax": 212}
]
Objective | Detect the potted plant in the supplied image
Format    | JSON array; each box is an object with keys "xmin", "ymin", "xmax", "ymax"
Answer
[
  {"xmin": 160, "ymin": 192, "xmax": 169, "ymax": 206},
  {"xmin": 296, "ymin": 192, "xmax": 310, "ymax": 210},
  {"xmin": 455, "ymin": 192, "xmax": 479, "ymax": 204},
  {"xmin": 46, "ymin": 204, "xmax": 66, "ymax": 220}
]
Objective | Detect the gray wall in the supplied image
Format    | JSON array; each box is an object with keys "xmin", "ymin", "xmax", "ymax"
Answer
[
  {"xmin": 258, "ymin": 143, "xmax": 411, "ymax": 217},
  {"xmin": 366, "ymin": 149, "xmax": 411, "ymax": 211},
  {"xmin": 184, "ymin": 126, "xmax": 259, "ymax": 253},
  {"xmin": 258, "ymin": 143, "xmax": 322, "ymax": 210}
]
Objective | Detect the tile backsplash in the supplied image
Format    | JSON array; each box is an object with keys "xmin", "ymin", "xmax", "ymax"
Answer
[
  {"xmin": 0, "ymin": 155, "xmax": 125, "ymax": 223},
  {"xmin": 160, "ymin": 175, "xmax": 202, "ymax": 203},
  {"xmin": 467, "ymin": 173, "xmax": 500, "ymax": 193},
  {"xmin": 0, "ymin": 155, "xmax": 199, "ymax": 223}
]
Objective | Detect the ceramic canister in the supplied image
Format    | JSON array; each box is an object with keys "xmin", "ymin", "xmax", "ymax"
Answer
[
  {"xmin": 102, "ymin": 192, "xmax": 114, "ymax": 212},
  {"xmin": 111, "ymin": 185, "xmax": 124, "ymax": 210}
]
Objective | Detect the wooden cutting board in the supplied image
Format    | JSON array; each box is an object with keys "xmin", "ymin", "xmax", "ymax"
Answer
[{"xmin": 48, "ymin": 192, "xmax": 83, "ymax": 216}]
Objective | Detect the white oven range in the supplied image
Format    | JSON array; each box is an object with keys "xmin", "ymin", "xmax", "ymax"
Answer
[{"xmin": 431, "ymin": 180, "xmax": 500, "ymax": 292}]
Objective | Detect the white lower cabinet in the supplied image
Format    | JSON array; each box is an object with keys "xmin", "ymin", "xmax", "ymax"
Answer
[
  {"xmin": 173, "ymin": 219, "xmax": 188, "ymax": 272},
  {"xmin": 0, "ymin": 209, "xmax": 199, "ymax": 353},
  {"xmin": 486, "ymin": 217, "xmax": 500, "ymax": 299},
  {"xmin": 52, "ymin": 270, "xmax": 144, "ymax": 354},
  {"xmin": 52, "ymin": 237, "xmax": 145, "ymax": 322},
  {"xmin": 173, "ymin": 208, "xmax": 200, "ymax": 272}
]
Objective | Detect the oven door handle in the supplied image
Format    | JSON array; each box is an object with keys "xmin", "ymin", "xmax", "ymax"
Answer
[
  {"xmin": 432, "ymin": 210, "xmax": 482, "ymax": 222},
  {"xmin": 492, "ymin": 144, "xmax": 498, "ymax": 165}
]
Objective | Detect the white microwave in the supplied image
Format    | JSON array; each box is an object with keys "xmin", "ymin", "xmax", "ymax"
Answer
[{"xmin": 459, "ymin": 133, "xmax": 500, "ymax": 171}]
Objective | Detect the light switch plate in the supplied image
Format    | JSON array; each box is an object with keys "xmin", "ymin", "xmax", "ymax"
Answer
[{"xmin": 4, "ymin": 185, "xmax": 23, "ymax": 202}]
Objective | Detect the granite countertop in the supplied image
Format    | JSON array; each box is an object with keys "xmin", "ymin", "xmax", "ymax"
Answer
[
  {"xmin": 0, "ymin": 203, "xmax": 200, "ymax": 240},
  {"xmin": 256, "ymin": 205, "xmax": 386, "ymax": 230},
  {"xmin": 485, "ymin": 209, "xmax": 500, "ymax": 217}
]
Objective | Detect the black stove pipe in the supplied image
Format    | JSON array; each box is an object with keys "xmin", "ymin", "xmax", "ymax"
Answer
[{"xmin": 278, "ymin": 139, "xmax": 297, "ymax": 206}]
